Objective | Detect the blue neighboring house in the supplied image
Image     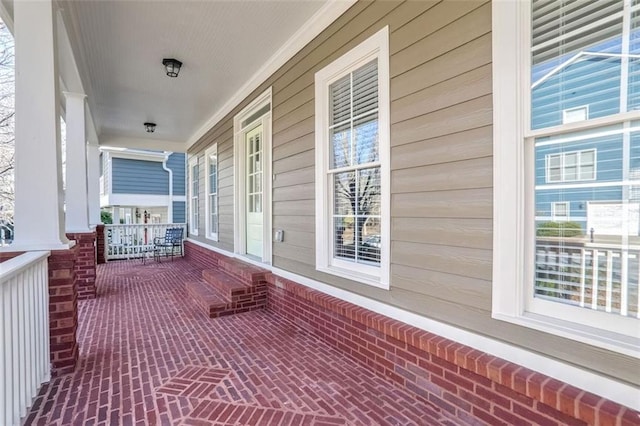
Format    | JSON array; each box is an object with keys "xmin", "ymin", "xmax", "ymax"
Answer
[
  {"xmin": 532, "ymin": 34, "xmax": 640, "ymax": 236},
  {"xmin": 99, "ymin": 148, "xmax": 186, "ymax": 225}
]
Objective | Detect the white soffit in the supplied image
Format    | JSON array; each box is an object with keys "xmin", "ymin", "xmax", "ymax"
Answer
[{"xmin": 59, "ymin": 0, "xmax": 338, "ymax": 148}]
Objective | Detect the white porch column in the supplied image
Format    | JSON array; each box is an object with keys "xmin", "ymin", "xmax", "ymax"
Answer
[
  {"xmin": 87, "ymin": 143, "xmax": 102, "ymax": 225},
  {"xmin": 11, "ymin": 0, "xmax": 70, "ymax": 250},
  {"xmin": 64, "ymin": 92, "xmax": 91, "ymax": 233}
]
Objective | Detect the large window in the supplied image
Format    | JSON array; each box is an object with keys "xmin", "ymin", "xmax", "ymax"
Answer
[
  {"xmin": 188, "ymin": 156, "xmax": 199, "ymax": 235},
  {"xmin": 205, "ymin": 145, "xmax": 218, "ymax": 241},
  {"xmin": 493, "ymin": 0, "xmax": 639, "ymax": 355},
  {"xmin": 545, "ymin": 149, "xmax": 596, "ymax": 183},
  {"xmin": 314, "ymin": 27, "xmax": 390, "ymax": 289}
]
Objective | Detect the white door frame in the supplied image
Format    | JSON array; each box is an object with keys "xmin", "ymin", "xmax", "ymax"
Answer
[{"xmin": 233, "ymin": 87, "xmax": 272, "ymax": 264}]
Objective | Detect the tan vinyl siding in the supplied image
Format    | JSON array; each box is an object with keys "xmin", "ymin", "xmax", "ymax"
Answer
[{"xmin": 188, "ymin": 0, "xmax": 639, "ymax": 385}]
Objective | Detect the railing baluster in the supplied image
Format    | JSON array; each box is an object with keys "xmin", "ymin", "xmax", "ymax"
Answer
[
  {"xmin": 620, "ymin": 249, "xmax": 628, "ymax": 316},
  {"xmin": 0, "ymin": 251, "xmax": 51, "ymax": 425},
  {"xmin": 605, "ymin": 251, "xmax": 613, "ymax": 313},
  {"xmin": 591, "ymin": 249, "xmax": 599, "ymax": 311},
  {"xmin": 579, "ymin": 249, "xmax": 586, "ymax": 307}
]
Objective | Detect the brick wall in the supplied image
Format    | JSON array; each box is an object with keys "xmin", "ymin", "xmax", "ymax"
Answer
[
  {"xmin": 184, "ymin": 240, "xmax": 220, "ymax": 269},
  {"xmin": 266, "ymin": 275, "xmax": 639, "ymax": 426},
  {"xmin": 67, "ymin": 231, "xmax": 97, "ymax": 300},
  {"xmin": 96, "ymin": 224, "xmax": 106, "ymax": 264},
  {"xmin": 48, "ymin": 245, "xmax": 80, "ymax": 376}
]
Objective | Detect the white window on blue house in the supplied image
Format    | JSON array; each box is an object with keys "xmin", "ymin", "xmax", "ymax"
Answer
[
  {"xmin": 551, "ymin": 202, "xmax": 569, "ymax": 221},
  {"xmin": 562, "ymin": 106, "xmax": 589, "ymax": 124},
  {"xmin": 188, "ymin": 156, "xmax": 199, "ymax": 235},
  {"xmin": 205, "ymin": 144, "xmax": 218, "ymax": 241},
  {"xmin": 545, "ymin": 149, "xmax": 596, "ymax": 183},
  {"xmin": 493, "ymin": 0, "xmax": 639, "ymax": 356},
  {"xmin": 314, "ymin": 27, "xmax": 390, "ymax": 289}
]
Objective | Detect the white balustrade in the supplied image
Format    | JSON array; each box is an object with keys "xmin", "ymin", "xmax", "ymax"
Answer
[
  {"xmin": 104, "ymin": 223, "xmax": 186, "ymax": 260},
  {"xmin": 0, "ymin": 251, "xmax": 51, "ymax": 426},
  {"xmin": 535, "ymin": 240, "xmax": 639, "ymax": 318}
]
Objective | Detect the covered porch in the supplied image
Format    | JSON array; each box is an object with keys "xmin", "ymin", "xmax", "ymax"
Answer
[{"xmin": 0, "ymin": 0, "xmax": 639, "ymax": 425}]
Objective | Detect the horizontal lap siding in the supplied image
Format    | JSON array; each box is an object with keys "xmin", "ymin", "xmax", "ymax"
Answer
[
  {"xmin": 188, "ymin": 0, "xmax": 638, "ymax": 384},
  {"xmin": 111, "ymin": 158, "xmax": 168, "ymax": 194}
]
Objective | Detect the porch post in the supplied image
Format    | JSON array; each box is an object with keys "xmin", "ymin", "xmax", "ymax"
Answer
[
  {"xmin": 64, "ymin": 92, "xmax": 91, "ymax": 233},
  {"xmin": 11, "ymin": 0, "xmax": 70, "ymax": 250},
  {"xmin": 87, "ymin": 143, "xmax": 102, "ymax": 226}
]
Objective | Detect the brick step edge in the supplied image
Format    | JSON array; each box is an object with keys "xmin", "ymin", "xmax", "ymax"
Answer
[
  {"xmin": 186, "ymin": 280, "xmax": 268, "ymax": 318},
  {"xmin": 185, "ymin": 281, "xmax": 230, "ymax": 317},
  {"xmin": 202, "ymin": 269, "xmax": 253, "ymax": 300},
  {"xmin": 216, "ymin": 257, "xmax": 270, "ymax": 285}
]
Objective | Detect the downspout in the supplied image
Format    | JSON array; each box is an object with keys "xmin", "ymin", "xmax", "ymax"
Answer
[{"xmin": 162, "ymin": 152, "xmax": 173, "ymax": 223}]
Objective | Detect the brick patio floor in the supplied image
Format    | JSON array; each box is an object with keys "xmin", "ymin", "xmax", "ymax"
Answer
[{"xmin": 24, "ymin": 259, "xmax": 457, "ymax": 426}]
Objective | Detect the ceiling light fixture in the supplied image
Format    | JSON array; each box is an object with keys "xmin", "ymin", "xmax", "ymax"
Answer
[
  {"xmin": 162, "ymin": 58, "xmax": 182, "ymax": 77},
  {"xmin": 144, "ymin": 122, "xmax": 156, "ymax": 133}
]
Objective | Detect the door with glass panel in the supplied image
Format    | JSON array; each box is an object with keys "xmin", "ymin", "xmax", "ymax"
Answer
[{"xmin": 245, "ymin": 123, "xmax": 263, "ymax": 258}]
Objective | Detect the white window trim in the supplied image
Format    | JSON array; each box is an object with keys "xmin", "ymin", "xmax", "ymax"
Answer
[
  {"xmin": 314, "ymin": 26, "xmax": 390, "ymax": 289},
  {"xmin": 204, "ymin": 144, "xmax": 218, "ymax": 242},
  {"xmin": 562, "ymin": 105, "xmax": 589, "ymax": 124},
  {"xmin": 492, "ymin": 1, "xmax": 639, "ymax": 357},
  {"xmin": 188, "ymin": 156, "xmax": 199, "ymax": 236},
  {"xmin": 545, "ymin": 149, "xmax": 597, "ymax": 183}
]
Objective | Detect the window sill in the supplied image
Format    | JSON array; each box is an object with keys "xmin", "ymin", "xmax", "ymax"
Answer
[
  {"xmin": 492, "ymin": 311, "xmax": 640, "ymax": 358},
  {"xmin": 316, "ymin": 264, "xmax": 389, "ymax": 290}
]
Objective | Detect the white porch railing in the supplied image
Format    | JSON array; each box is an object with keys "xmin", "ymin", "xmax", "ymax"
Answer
[
  {"xmin": 0, "ymin": 251, "xmax": 51, "ymax": 426},
  {"xmin": 104, "ymin": 223, "xmax": 186, "ymax": 260},
  {"xmin": 535, "ymin": 239, "xmax": 640, "ymax": 318}
]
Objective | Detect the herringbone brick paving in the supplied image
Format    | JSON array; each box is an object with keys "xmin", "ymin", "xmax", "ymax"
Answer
[{"xmin": 23, "ymin": 259, "xmax": 452, "ymax": 425}]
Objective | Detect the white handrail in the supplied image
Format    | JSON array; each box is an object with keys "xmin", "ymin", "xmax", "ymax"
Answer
[{"xmin": 0, "ymin": 250, "xmax": 51, "ymax": 426}]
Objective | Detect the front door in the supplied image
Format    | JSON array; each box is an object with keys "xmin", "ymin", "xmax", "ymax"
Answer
[{"xmin": 245, "ymin": 123, "xmax": 263, "ymax": 258}]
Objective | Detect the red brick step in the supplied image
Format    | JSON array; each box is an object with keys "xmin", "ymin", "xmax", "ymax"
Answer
[
  {"xmin": 202, "ymin": 269, "xmax": 252, "ymax": 300},
  {"xmin": 185, "ymin": 281, "xmax": 232, "ymax": 318},
  {"xmin": 216, "ymin": 257, "xmax": 268, "ymax": 285},
  {"xmin": 187, "ymin": 265, "xmax": 268, "ymax": 318}
]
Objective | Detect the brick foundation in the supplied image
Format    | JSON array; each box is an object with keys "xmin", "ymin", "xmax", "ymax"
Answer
[
  {"xmin": 66, "ymin": 231, "xmax": 97, "ymax": 300},
  {"xmin": 95, "ymin": 224, "xmax": 106, "ymax": 264},
  {"xmin": 48, "ymin": 245, "xmax": 80, "ymax": 376},
  {"xmin": 266, "ymin": 275, "xmax": 639, "ymax": 426},
  {"xmin": 182, "ymin": 242, "xmax": 638, "ymax": 425}
]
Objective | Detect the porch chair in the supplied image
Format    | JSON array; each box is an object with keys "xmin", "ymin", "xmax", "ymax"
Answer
[{"xmin": 153, "ymin": 227, "xmax": 184, "ymax": 261}]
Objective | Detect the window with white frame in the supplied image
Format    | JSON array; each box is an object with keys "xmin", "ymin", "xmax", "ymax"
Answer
[
  {"xmin": 188, "ymin": 156, "xmax": 199, "ymax": 235},
  {"xmin": 546, "ymin": 149, "xmax": 596, "ymax": 183},
  {"xmin": 493, "ymin": 0, "xmax": 639, "ymax": 356},
  {"xmin": 315, "ymin": 27, "xmax": 390, "ymax": 289},
  {"xmin": 551, "ymin": 202, "xmax": 569, "ymax": 220},
  {"xmin": 562, "ymin": 106, "xmax": 589, "ymax": 124},
  {"xmin": 205, "ymin": 145, "xmax": 218, "ymax": 241}
]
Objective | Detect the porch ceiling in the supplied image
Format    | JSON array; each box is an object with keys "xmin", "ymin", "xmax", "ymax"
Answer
[{"xmin": 57, "ymin": 0, "xmax": 329, "ymax": 151}]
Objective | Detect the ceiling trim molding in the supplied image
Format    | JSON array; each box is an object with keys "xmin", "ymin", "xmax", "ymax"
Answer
[
  {"xmin": 100, "ymin": 147, "xmax": 167, "ymax": 162},
  {"xmin": 184, "ymin": 0, "xmax": 356, "ymax": 151}
]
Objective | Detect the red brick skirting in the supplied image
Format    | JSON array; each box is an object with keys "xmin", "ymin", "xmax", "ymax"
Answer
[
  {"xmin": 266, "ymin": 275, "xmax": 639, "ymax": 426},
  {"xmin": 67, "ymin": 231, "xmax": 97, "ymax": 300},
  {"xmin": 48, "ymin": 245, "xmax": 80, "ymax": 376}
]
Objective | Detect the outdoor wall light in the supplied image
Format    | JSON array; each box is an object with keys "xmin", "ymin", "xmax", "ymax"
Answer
[
  {"xmin": 162, "ymin": 58, "xmax": 182, "ymax": 77},
  {"xmin": 144, "ymin": 122, "xmax": 156, "ymax": 133}
]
